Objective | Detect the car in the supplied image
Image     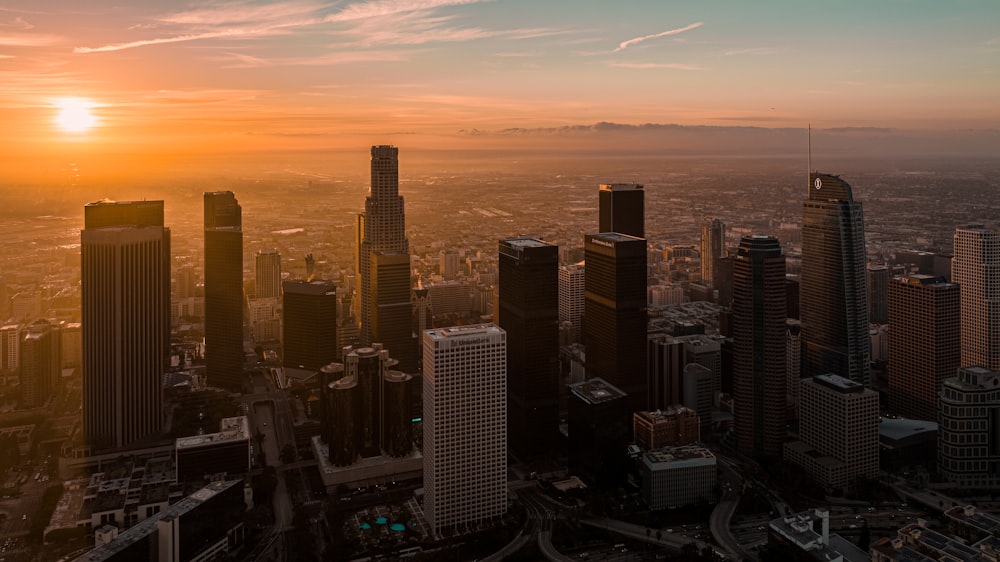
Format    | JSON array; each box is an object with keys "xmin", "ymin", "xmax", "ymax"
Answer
[{"xmin": 263, "ymin": 422, "xmax": 268, "ymax": 427}]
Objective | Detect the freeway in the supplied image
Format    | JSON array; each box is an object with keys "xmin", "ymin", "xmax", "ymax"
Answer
[{"xmin": 710, "ymin": 457, "xmax": 752, "ymax": 561}]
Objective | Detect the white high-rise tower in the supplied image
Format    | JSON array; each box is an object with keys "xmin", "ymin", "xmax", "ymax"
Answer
[{"xmin": 953, "ymin": 226, "xmax": 1000, "ymax": 370}]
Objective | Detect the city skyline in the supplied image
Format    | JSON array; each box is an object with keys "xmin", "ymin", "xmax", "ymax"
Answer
[{"xmin": 2, "ymin": 1, "xmax": 999, "ymax": 182}]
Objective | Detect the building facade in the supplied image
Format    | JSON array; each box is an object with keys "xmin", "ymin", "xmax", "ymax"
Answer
[
  {"xmin": 282, "ymin": 280, "xmax": 338, "ymax": 371},
  {"xmin": 785, "ymin": 374, "xmax": 879, "ymax": 490},
  {"xmin": 204, "ymin": 191, "xmax": 244, "ymax": 391},
  {"xmin": 700, "ymin": 218, "xmax": 726, "ymax": 288},
  {"xmin": 82, "ymin": 200, "xmax": 170, "ymax": 450},
  {"xmin": 598, "ymin": 183, "xmax": 644, "ymax": 238},
  {"xmin": 498, "ymin": 237, "xmax": 560, "ymax": 460},
  {"xmin": 938, "ymin": 366, "xmax": 1000, "ymax": 488},
  {"xmin": 800, "ymin": 173, "xmax": 870, "ymax": 384},
  {"xmin": 952, "ymin": 226, "xmax": 1000, "ymax": 370},
  {"xmin": 19, "ymin": 319, "xmax": 59, "ymax": 408},
  {"xmin": 732, "ymin": 235, "xmax": 786, "ymax": 459},
  {"xmin": 558, "ymin": 262, "xmax": 585, "ymax": 344},
  {"xmin": 887, "ymin": 275, "xmax": 960, "ymax": 421},
  {"xmin": 422, "ymin": 325, "xmax": 507, "ymax": 538},
  {"xmin": 640, "ymin": 446, "xmax": 716, "ymax": 510},
  {"xmin": 357, "ymin": 146, "xmax": 415, "ymax": 371},
  {"xmin": 584, "ymin": 233, "xmax": 647, "ymax": 411},
  {"xmin": 254, "ymin": 249, "xmax": 281, "ymax": 299}
]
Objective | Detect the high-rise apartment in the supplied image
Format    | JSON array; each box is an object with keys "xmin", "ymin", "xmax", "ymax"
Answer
[
  {"xmin": 785, "ymin": 374, "xmax": 879, "ymax": 490},
  {"xmin": 584, "ymin": 232, "xmax": 647, "ymax": 411},
  {"xmin": 952, "ymin": 226, "xmax": 1000, "ymax": 370},
  {"xmin": 498, "ymin": 237, "xmax": 560, "ymax": 460},
  {"xmin": 82, "ymin": 200, "xmax": 169, "ymax": 450},
  {"xmin": 732, "ymin": 235, "xmax": 787, "ymax": 459},
  {"xmin": 887, "ymin": 275, "xmax": 960, "ymax": 421},
  {"xmin": 422, "ymin": 325, "xmax": 507, "ymax": 538},
  {"xmin": 282, "ymin": 280, "xmax": 338, "ymax": 371},
  {"xmin": 599, "ymin": 183, "xmax": 644, "ymax": 238},
  {"xmin": 558, "ymin": 262, "xmax": 585, "ymax": 344},
  {"xmin": 358, "ymin": 146, "xmax": 415, "ymax": 371},
  {"xmin": 800, "ymin": 173, "xmax": 870, "ymax": 384},
  {"xmin": 204, "ymin": 191, "xmax": 243, "ymax": 392},
  {"xmin": 939, "ymin": 366, "xmax": 1000, "ymax": 488},
  {"xmin": 19, "ymin": 319, "xmax": 59, "ymax": 409},
  {"xmin": 255, "ymin": 249, "xmax": 281, "ymax": 299},
  {"xmin": 701, "ymin": 218, "xmax": 726, "ymax": 288}
]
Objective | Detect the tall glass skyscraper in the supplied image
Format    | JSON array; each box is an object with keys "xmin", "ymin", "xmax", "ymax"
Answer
[
  {"xmin": 599, "ymin": 183, "xmax": 644, "ymax": 238},
  {"xmin": 204, "ymin": 191, "xmax": 244, "ymax": 392},
  {"xmin": 358, "ymin": 146, "xmax": 414, "ymax": 371},
  {"xmin": 700, "ymin": 218, "xmax": 726, "ymax": 288},
  {"xmin": 800, "ymin": 173, "xmax": 870, "ymax": 385},
  {"xmin": 82, "ymin": 200, "xmax": 170, "ymax": 450},
  {"xmin": 498, "ymin": 237, "xmax": 560, "ymax": 460},
  {"xmin": 733, "ymin": 235, "xmax": 786, "ymax": 459}
]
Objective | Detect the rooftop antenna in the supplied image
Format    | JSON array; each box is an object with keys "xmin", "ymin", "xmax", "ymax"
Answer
[{"xmin": 807, "ymin": 123, "xmax": 812, "ymax": 192}]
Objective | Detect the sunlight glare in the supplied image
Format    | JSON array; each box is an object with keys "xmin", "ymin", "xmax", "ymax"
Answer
[{"xmin": 53, "ymin": 98, "xmax": 98, "ymax": 133}]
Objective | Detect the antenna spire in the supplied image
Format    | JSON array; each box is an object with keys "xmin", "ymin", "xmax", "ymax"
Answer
[{"xmin": 807, "ymin": 123, "xmax": 812, "ymax": 192}]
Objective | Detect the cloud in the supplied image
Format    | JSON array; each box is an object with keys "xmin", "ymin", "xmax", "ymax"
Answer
[
  {"xmin": 215, "ymin": 49, "xmax": 412, "ymax": 68},
  {"xmin": 0, "ymin": 32, "xmax": 63, "ymax": 46},
  {"xmin": 614, "ymin": 22, "xmax": 703, "ymax": 52},
  {"xmin": 0, "ymin": 16, "xmax": 34, "ymax": 29},
  {"xmin": 323, "ymin": 0, "xmax": 487, "ymax": 23},
  {"xmin": 75, "ymin": 28, "xmax": 284, "ymax": 53},
  {"xmin": 609, "ymin": 62, "xmax": 702, "ymax": 71}
]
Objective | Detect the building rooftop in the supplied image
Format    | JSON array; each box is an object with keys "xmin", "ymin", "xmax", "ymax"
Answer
[
  {"xmin": 425, "ymin": 324, "xmax": 503, "ymax": 340},
  {"xmin": 642, "ymin": 446, "xmax": 715, "ymax": 469},
  {"xmin": 588, "ymin": 232, "xmax": 644, "ymax": 243},
  {"xmin": 813, "ymin": 373, "xmax": 866, "ymax": 394},
  {"xmin": 175, "ymin": 416, "xmax": 249, "ymax": 450},
  {"xmin": 898, "ymin": 523, "xmax": 985, "ymax": 561},
  {"xmin": 500, "ymin": 237, "xmax": 552, "ymax": 248},
  {"xmin": 879, "ymin": 417, "xmax": 938, "ymax": 444},
  {"xmin": 600, "ymin": 183, "xmax": 643, "ymax": 191},
  {"xmin": 569, "ymin": 377, "xmax": 626, "ymax": 405},
  {"xmin": 946, "ymin": 505, "xmax": 1000, "ymax": 536}
]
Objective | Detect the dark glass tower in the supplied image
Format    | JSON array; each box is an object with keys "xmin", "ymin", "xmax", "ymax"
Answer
[
  {"xmin": 732, "ymin": 235, "xmax": 786, "ymax": 459},
  {"xmin": 204, "ymin": 191, "xmax": 244, "ymax": 392},
  {"xmin": 700, "ymin": 218, "xmax": 726, "ymax": 288},
  {"xmin": 801, "ymin": 173, "xmax": 870, "ymax": 385},
  {"xmin": 498, "ymin": 237, "xmax": 560, "ymax": 460},
  {"xmin": 19, "ymin": 320, "xmax": 59, "ymax": 409},
  {"xmin": 584, "ymin": 232, "xmax": 647, "ymax": 411},
  {"xmin": 358, "ymin": 146, "xmax": 415, "ymax": 371},
  {"xmin": 282, "ymin": 280, "xmax": 338, "ymax": 371},
  {"xmin": 599, "ymin": 183, "xmax": 644, "ymax": 238},
  {"xmin": 82, "ymin": 200, "xmax": 169, "ymax": 450}
]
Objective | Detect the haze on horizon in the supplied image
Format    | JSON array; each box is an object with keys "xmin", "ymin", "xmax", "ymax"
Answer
[{"xmin": 1, "ymin": 0, "xmax": 999, "ymax": 183}]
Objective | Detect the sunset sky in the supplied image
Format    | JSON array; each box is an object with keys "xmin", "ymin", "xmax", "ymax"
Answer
[{"xmin": 1, "ymin": 0, "xmax": 999, "ymax": 177}]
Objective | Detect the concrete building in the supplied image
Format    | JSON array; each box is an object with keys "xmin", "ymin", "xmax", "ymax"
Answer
[
  {"xmin": 701, "ymin": 218, "xmax": 726, "ymax": 288},
  {"xmin": 632, "ymin": 407, "xmax": 699, "ymax": 450},
  {"xmin": 768, "ymin": 508, "xmax": 868, "ymax": 562},
  {"xmin": 800, "ymin": 173, "xmax": 870, "ymax": 385},
  {"xmin": 82, "ymin": 200, "xmax": 169, "ymax": 451},
  {"xmin": 682, "ymin": 363, "xmax": 714, "ymax": 435},
  {"xmin": 785, "ymin": 374, "xmax": 879, "ymax": 491},
  {"xmin": 174, "ymin": 416, "xmax": 250, "ymax": 483},
  {"xmin": 422, "ymin": 325, "xmax": 507, "ymax": 538},
  {"xmin": 887, "ymin": 275, "xmax": 960, "ymax": 421},
  {"xmin": 19, "ymin": 319, "xmax": 59, "ymax": 408},
  {"xmin": 938, "ymin": 366, "xmax": 1000, "ymax": 488},
  {"xmin": 640, "ymin": 446, "xmax": 716, "ymax": 510},
  {"xmin": 558, "ymin": 262, "xmax": 585, "ymax": 344},
  {"xmin": 426, "ymin": 280, "xmax": 470, "ymax": 318},
  {"xmin": 254, "ymin": 248, "xmax": 281, "ymax": 299},
  {"xmin": 952, "ymin": 226, "xmax": 1000, "ymax": 371}
]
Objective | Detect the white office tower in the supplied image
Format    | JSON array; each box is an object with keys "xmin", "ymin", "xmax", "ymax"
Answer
[
  {"xmin": 558, "ymin": 262, "xmax": 585, "ymax": 344},
  {"xmin": 952, "ymin": 226, "xmax": 1000, "ymax": 370},
  {"xmin": 423, "ymin": 324, "xmax": 507, "ymax": 538}
]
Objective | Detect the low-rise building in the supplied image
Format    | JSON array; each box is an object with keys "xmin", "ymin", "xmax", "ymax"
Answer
[
  {"xmin": 632, "ymin": 407, "xmax": 699, "ymax": 450},
  {"xmin": 639, "ymin": 445, "xmax": 716, "ymax": 510},
  {"xmin": 768, "ymin": 508, "xmax": 868, "ymax": 562}
]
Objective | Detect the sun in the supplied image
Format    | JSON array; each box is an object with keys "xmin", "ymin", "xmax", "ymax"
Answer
[{"xmin": 53, "ymin": 98, "xmax": 97, "ymax": 133}]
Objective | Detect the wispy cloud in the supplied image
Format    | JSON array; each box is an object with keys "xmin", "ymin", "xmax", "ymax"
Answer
[
  {"xmin": 614, "ymin": 22, "xmax": 703, "ymax": 52},
  {"xmin": 0, "ymin": 32, "xmax": 63, "ymax": 46},
  {"xmin": 75, "ymin": 28, "xmax": 291, "ymax": 53},
  {"xmin": 721, "ymin": 47, "xmax": 775, "ymax": 56},
  {"xmin": 609, "ymin": 61, "xmax": 703, "ymax": 71},
  {"xmin": 0, "ymin": 16, "xmax": 34, "ymax": 29},
  {"xmin": 215, "ymin": 49, "xmax": 412, "ymax": 68},
  {"xmin": 323, "ymin": 0, "xmax": 487, "ymax": 23}
]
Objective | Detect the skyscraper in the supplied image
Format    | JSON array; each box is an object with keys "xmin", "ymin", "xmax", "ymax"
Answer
[
  {"xmin": 282, "ymin": 280, "xmax": 338, "ymax": 371},
  {"xmin": 358, "ymin": 146, "xmax": 415, "ymax": 371},
  {"xmin": 599, "ymin": 183, "xmax": 644, "ymax": 238},
  {"xmin": 887, "ymin": 275, "xmax": 960, "ymax": 421},
  {"xmin": 558, "ymin": 262, "xmax": 585, "ymax": 344},
  {"xmin": 498, "ymin": 237, "xmax": 560, "ymax": 459},
  {"xmin": 19, "ymin": 319, "xmax": 59, "ymax": 409},
  {"xmin": 423, "ymin": 325, "xmax": 507, "ymax": 538},
  {"xmin": 701, "ymin": 218, "xmax": 726, "ymax": 287},
  {"xmin": 938, "ymin": 366, "xmax": 1000, "ymax": 488},
  {"xmin": 255, "ymin": 249, "xmax": 281, "ymax": 299},
  {"xmin": 952, "ymin": 226, "xmax": 1000, "ymax": 370},
  {"xmin": 800, "ymin": 173, "xmax": 870, "ymax": 385},
  {"xmin": 867, "ymin": 264, "xmax": 889, "ymax": 325},
  {"xmin": 82, "ymin": 200, "xmax": 169, "ymax": 450},
  {"xmin": 732, "ymin": 235, "xmax": 786, "ymax": 459},
  {"xmin": 584, "ymin": 233, "xmax": 647, "ymax": 411},
  {"xmin": 204, "ymin": 191, "xmax": 243, "ymax": 392}
]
